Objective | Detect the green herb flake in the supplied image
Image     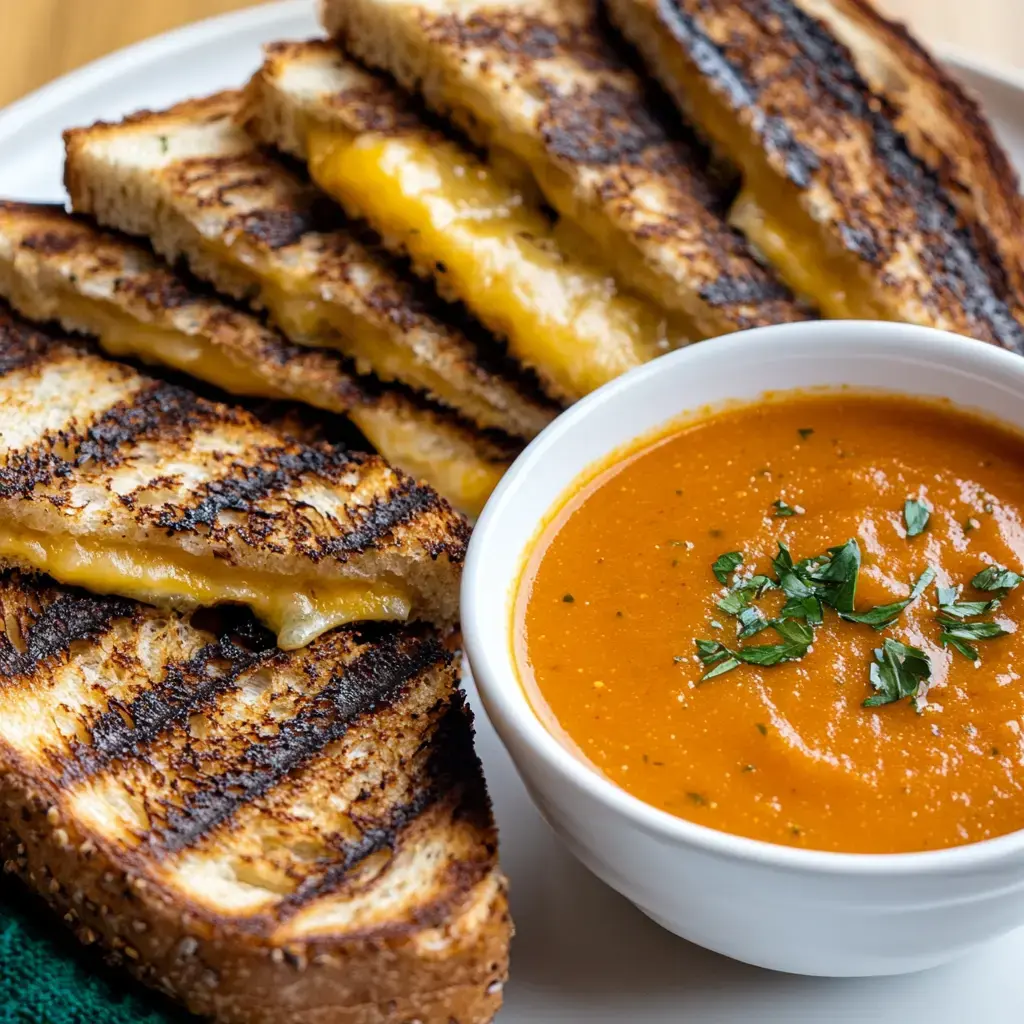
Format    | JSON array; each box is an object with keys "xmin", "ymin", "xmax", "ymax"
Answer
[
  {"xmin": 157, "ymin": 134, "xmax": 169, "ymax": 153},
  {"xmin": 972, "ymin": 565, "xmax": 1023, "ymax": 595},
  {"xmin": 562, "ymin": 593, "xmax": 575, "ymax": 603},
  {"xmin": 687, "ymin": 792, "xmax": 708, "ymax": 806},
  {"xmin": 863, "ymin": 638, "xmax": 932, "ymax": 707},
  {"xmin": 755, "ymin": 722, "xmax": 768, "ymax": 735},
  {"xmin": 772, "ymin": 499, "xmax": 801, "ymax": 517},
  {"xmin": 840, "ymin": 565, "xmax": 936, "ymax": 630},
  {"xmin": 903, "ymin": 498, "xmax": 930, "ymax": 538},
  {"xmin": 741, "ymin": 764, "xmax": 756, "ymax": 772},
  {"xmin": 709, "ymin": 619, "xmax": 724, "ymax": 631},
  {"xmin": 736, "ymin": 605, "xmax": 769, "ymax": 639},
  {"xmin": 712, "ymin": 550, "xmax": 744, "ymax": 585},
  {"xmin": 797, "ymin": 428, "xmax": 814, "ymax": 440},
  {"xmin": 806, "ymin": 539, "xmax": 861, "ymax": 613}
]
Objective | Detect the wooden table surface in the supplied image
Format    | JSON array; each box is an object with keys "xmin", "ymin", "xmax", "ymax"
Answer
[{"xmin": 0, "ymin": 0, "xmax": 1022, "ymax": 109}]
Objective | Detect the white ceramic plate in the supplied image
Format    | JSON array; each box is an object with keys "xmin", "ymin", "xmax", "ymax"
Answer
[{"xmin": 2, "ymin": 2, "xmax": 1024, "ymax": 1018}]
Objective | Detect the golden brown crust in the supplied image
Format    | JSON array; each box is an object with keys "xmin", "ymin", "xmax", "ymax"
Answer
[
  {"xmin": 63, "ymin": 92, "xmax": 556, "ymax": 441},
  {"xmin": 320, "ymin": 0, "xmax": 807, "ymax": 335},
  {"xmin": 0, "ymin": 570, "xmax": 509, "ymax": 1023},
  {"xmin": 0, "ymin": 305, "xmax": 468, "ymax": 625},
  {"xmin": 607, "ymin": 0, "xmax": 1024, "ymax": 350}
]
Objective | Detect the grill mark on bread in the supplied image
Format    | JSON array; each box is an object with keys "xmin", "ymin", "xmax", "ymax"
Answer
[
  {"xmin": 316, "ymin": 476, "xmax": 457, "ymax": 558},
  {"xmin": 0, "ymin": 380, "xmax": 210, "ymax": 499},
  {"xmin": 70, "ymin": 629, "xmax": 278, "ymax": 783},
  {"xmin": 149, "ymin": 630, "xmax": 449, "ymax": 852},
  {"xmin": 150, "ymin": 445, "xmax": 362, "ymax": 533},
  {"xmin": 654, "ymin": 0, "xmax": 1024, "ymax": 351},
  {"xmin": 0, "ymin": 575, "xmax": 136, "ymax": 679},
  {"xmin": 0, "ymin": 310, "xmax": 69, "ymax": 377}
]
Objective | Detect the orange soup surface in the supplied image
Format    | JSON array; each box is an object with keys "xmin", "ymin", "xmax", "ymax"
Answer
[{"xmin": 516, "ymin": 393, "xmax": 1024, "ymax": 853}]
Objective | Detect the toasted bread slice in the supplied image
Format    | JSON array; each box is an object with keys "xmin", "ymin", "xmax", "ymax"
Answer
[
  {"xmin": 243, "ymin": 41, "xmax": 690, "ymax": 403},
  {"xmin": 0, "ymin": 569, "xmax": 509, "ymax": 1023},
  {"xmin": 0, "ymin": 201, "xmax": 519, "ymax": 517},
  {"xmin": 606, "ymin": 0, "xmax": 1024, "ymax": 350},
  {"xmin": 320, "ymin": 0, "xmax": 806, "ymax": 338},
  {"xmin": 0, "ymin": 305, "xmax": 468, "ymax": 648},
  {"xmin": 63, "ymin": 91, "xmax": 554, "ymax": 439}
]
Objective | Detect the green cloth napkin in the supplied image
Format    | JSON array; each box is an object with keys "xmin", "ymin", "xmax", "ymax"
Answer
[{"xmin": 0, "ymin": 881, "xmax": 193, "ymax": 1024}]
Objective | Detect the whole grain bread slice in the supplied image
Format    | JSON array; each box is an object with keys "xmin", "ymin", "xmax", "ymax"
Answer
[
  {"xmin": 0, "ymin": 568, "xmax": 509, "ymax": 1023},
  {"xmin": 0, "ymin": 304, "xmax": 468, "ymax": 647}
]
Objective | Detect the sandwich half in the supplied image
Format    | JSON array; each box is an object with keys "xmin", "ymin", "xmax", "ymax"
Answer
[
  {"xmin": 0, "ymin": 569, "xmax": 509, "ymax": 1023},
  {"xmin": 606, "ymin": 0, "xmax": 1024, "ymax": 350},
  {"xmin": 63, "ymin": 91, "xmax": 554, "ymax": 439},
  {"xmin": 0, "ymin": 201, "xmax": 522, "ymax": 517},
  {"xmin": 320, "ymin": 0, "xmax": 807, "ymax": 338},
  {"xmin": 241, "ymin": 42, "xmax": 690, "ymax": 403},
  {"xmin": 0, "ymin": 303, "xmax": 467, "ymax": 649}
]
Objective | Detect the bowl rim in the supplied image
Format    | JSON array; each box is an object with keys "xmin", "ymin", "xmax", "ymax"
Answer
[{"xmin": 463, "ymin": 319, "xmax": 1024, "ymax": 877}]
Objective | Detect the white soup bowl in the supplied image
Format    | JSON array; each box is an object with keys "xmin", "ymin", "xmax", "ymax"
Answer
[{"xmin": 462, "ymin": 319, "xmax": 1024, "ymax": 977}]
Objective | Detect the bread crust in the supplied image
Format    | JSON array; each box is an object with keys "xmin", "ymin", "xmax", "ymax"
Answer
[
  {"xmin": 319, "ymin": 0, "xmax": 807, "ymax": 336},
  {"xmin": 0, "ymin": 570, "xmax": 510, "ymax": 1023}
]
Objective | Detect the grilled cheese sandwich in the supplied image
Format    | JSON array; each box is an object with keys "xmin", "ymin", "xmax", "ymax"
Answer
[
  {"xmin": 63, "ymin": 91, "xmax": 554, "ymax": 439},
  {"xmin": 321, "ymin": 0, "xmax": 807, "ymax": 338},
  {"xmin": 0, "ymin": 201, "xmax": 521, "ymax": 516},
  {"xmin": 0, "ymin": 569, "xmax": 509, "ymax": 1022},
  {"xmin": 607, "ymin": 0, "xmax": 1024, "ymax": 349},
  {"xmin": 243, "ymin": 41, "xmax": 689, "ymax": 403},
  {"xmin": 0, "ymin": 305, "xmax": 468, "ymax": 648}
]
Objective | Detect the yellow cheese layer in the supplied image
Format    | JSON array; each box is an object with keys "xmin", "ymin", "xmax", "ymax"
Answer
[
  {"xmin": 729, "ymin": 187, "xmax": 888, "ymax": 321},
  {"xmin": 256, "ymin": 280, "xmax": 487, "ymax": 423},
  {"xmin": 63, "ymin": 294, "xmax": 285, "ymax": 398},
  {"xmin": 352, "ymin": 403, "xmax": 503, "ymax": 520},
  {"xmin": 305, "ymin": 127, "xmax": 681, "ymax": 403},
  {"xmin": 635, "ymin": 32, "xmax": 886, "ymax": 322},
  {"xmin": 53, "ymin": 292, "xmax": 502, "ymax": 517},
  {"xmin": 0, "ymin": 527, "xmax": 411, "ymax": 650}
]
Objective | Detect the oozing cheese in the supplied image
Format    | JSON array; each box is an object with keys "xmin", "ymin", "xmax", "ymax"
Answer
[
  {"xmin": 61, "ymin": 294, "xmax": 286, "ymax": 398},
  {"xmin": 0, "ymin": 526, "xmax": 412, "ymax": 650},
  {"xmin": 305, "ymin": 126, "xmax": 681, "ymax": 403}
]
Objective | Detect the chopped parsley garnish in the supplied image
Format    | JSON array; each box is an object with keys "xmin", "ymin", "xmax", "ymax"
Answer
[
  {"xmin": 903, "ymin": 498, "xmax": 930, "ymax": 537},
  {"xmin": 772, "ymin": 499, "xmax": 800, "ymax": 517},
  {"xmin": 972, "ymin": 565, "xmax": 1023, "ymax": 595},
  {"xmin": 562, "ymin": 593, "xmax": 575, "ymax": 603},
  {"xmin": 698, "ymin": 529, "xmax": 1021, "ymax": 707},
  {"xmin": 797, "ymin": 428, "xmax": 814, "ymax": 440},
  {"xmin": 712, "ymin": 550, "xmax": 743, "ymax": 585},
  {"xmin": 840, "ymin": 566, "xmax": 936, "ymax": 630},
  {"xmin": 863, "ymin": 638, "xmax": 931, "ymax": 707},
  {"xmin": 736, "ymin": 605, "xmax": 769, "ymax": 639}
]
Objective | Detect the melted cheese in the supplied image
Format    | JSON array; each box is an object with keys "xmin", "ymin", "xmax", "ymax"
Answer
[
  {"xmin": 0, "ymin": 526, "xmax": 412, "ymax": 650},
  {"xmin": 635, "ymin": 35, "xmax": 887, "ymax": 322},
  {"xmin": 254, "ymin": 279, "xmax": 483, "ymax": 421},
  {"xmin": 305, "ymin": 126, "xmax": 680, "ymax": 403},
  {"xmin": 50, "ymin": 292, "xmax": 502, "ymax": 517},
  {"xmin": 62, "ymin": 294, "xmax": 285, "ymax": 398}
]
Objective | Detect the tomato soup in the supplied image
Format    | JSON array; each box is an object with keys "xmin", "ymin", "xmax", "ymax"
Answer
[{"xmin": 515, "ymin": 393, "xmax": 1024, "ymax": 853}]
